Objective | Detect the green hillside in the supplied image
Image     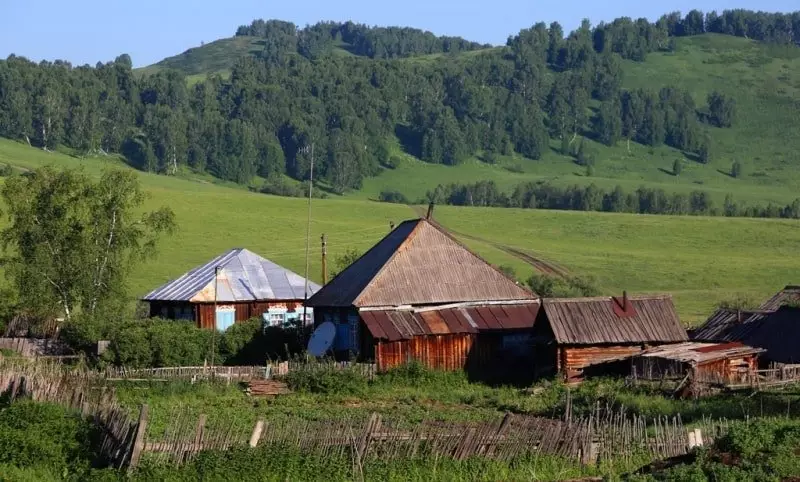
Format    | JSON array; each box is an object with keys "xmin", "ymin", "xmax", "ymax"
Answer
[
  {"xmin": 138, "ymin": 32, "xmax": 800, "ymax": 209},
  {"xmin": 1, "ymin": 138, "xmax": 798, "ymax": 324}
]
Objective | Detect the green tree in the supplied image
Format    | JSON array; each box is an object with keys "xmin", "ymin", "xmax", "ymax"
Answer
[
  {"xmin": 731, "ymin": 160, "xmax": 743, "ymax": 178},
  {"xmin": 0, "ymin": 168, "xmax": 176, "ymax": 320},
  {"xmin": 672, "ymin": 159, "xmax": 682, "ymax": 176},
  {"xmin": 707, "ymin": 91, "xmax": 736, "ymax": 127}
]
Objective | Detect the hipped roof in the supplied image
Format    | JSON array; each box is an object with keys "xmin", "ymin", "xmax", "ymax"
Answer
[
  {"xmin": 306, "ymin": 218, "xmax": 535, "ymax": 308},
  {"xmin": 360, "ymin": 301, "xmax": 541, "ymax": 341},
  {"xmin": 542, "ymin": 295, "xmax": 687, "ymax": 345},
  {"xmin": 143, "ymin": 248, "xmax": 321, "ymax": 303}
]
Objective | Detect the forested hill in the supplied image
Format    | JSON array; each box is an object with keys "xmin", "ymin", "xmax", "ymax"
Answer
[{"xmin": 2, "ymin": 9, "xmax": 800, "ymax": 205}]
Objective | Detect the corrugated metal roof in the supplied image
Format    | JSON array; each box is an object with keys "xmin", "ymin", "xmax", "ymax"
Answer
[
  {"xmin": 142, "ymin": 248, "xmax": 321, "ymax": 302},
  {"xmin": 542, "ymin": 295, "xmax": 687, "ymax": 345},
  {"xmin": 638, "ymin": 342, "xmax": 764, "ymax": 365},
  {"xmin": 759, "ymin": 285, "xmax": 800, "ymax": 311},
  {"xmin": 306, "ymin": 218, "xmax": 536, "ymax": 308},
  {"xmin": 692, "ymin": 306, "xmax": 800, "ymax": 364},
  {"xmin": 360, "ymin": 302, "xmax": 541, "ymax": 341}
]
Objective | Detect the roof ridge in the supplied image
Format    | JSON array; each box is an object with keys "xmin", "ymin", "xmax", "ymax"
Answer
[{"xmin": 545, "ymin": 294, "xmax": 673, "ymax": 303}]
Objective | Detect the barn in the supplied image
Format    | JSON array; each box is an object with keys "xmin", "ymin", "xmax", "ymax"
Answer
[
  {"xmin": 142, "ymin": 248, "xmax": 321, "ymax": 330},
  {"xmin": 305, "ymin": 216, "xmax": 540, "ymax": 377},
  {"xmin": 531, "ymin": 293, "xmax": 688, "ymax": 382}
]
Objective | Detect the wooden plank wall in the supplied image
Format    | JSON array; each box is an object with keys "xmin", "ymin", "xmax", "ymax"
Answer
[
  {"xmin": 562, "ymin": 345, "xmax": 643, "ymax": 371},
  {"xmin": 195, "ymin": 301, "xmax": 303, "ymax": 329},
  {"xmin": 376, "ymin": 334, "xmax": 474, "ymax": 371}
]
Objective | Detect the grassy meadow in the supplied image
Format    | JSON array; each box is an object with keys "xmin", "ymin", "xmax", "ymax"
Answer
[{"xmin": 1, "ymin": 138, "xmax": 799, "ymax": 324}]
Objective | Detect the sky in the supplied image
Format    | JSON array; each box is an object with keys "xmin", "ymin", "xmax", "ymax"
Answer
[{"xmin": 1, "ymin": 0, "xmax": 797, "ymax": 68}]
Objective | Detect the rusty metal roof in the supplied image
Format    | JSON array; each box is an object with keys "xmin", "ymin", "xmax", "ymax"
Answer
[
  {"xmin": 693, "ymin": 306, "xmax": 800, "ymax": 364},
  {"xmin": 638, "ymin": 342, "xmax": 764, "ymax": 365},
  {"xmin": 142, "ymin": 248, "xmax": 321, "ymax": 302},
  {"xmin": 360, "ymin": 302, "xmax": 541, "ymax": 341},
  {"xmin": 542, "ymin": 295, "xmax": 687, "ymax": 345},
  {"xmin": 306, "ymin": 218, "xmax": 536, "ymax": 308},
  {"xmin": 759, "ymin": 285, "xmax": 800, "ymax": 311}
]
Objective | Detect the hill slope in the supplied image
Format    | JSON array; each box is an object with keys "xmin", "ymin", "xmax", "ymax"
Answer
[
  {"xmin": 1, "ymin": 139, "xmax": 799, "ymax": 324},
  {"xmin": 138, "ymin": 31, "xmax": 800, "ymax": 208}
]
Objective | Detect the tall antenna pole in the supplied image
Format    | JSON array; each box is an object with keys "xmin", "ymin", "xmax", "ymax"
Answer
[
  {"xmin": 303, "ymin": 143, "xmax": 314, "ymax": 329},
  {"xmin": 321, "ymin": 233, "xmax": 328, "ymax": 285}
]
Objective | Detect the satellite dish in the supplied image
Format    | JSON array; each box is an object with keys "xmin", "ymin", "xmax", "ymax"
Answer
[{"xmin": 307, "ymin": 322, "xmax": 336, "ymax": 357}]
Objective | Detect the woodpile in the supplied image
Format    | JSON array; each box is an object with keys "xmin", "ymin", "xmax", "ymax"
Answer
[{"xmin": 245, "ymin": 379, "xmax": 291, "ymax": 397}]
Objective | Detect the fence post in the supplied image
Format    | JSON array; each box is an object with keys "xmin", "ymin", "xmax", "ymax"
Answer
[
  {"xmin": 128, "ymin": 404, "xmax": 149, "ymax": 469},
  {"xmin": 194, "ymin": 414, "xmax": 207, "ymax": 453},
  {"xmin": 249, "ymin": 420, "xmax": 265, "ymax": 448}
]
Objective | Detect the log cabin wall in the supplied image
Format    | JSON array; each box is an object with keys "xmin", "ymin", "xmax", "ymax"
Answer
[{"xmin": 375, "ymin": 333, "xmax": 475, "ymax": 371}]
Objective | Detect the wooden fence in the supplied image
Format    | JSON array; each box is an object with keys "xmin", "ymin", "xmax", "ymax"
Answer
[
  {"xmin": 131, "ymin": 405, "xmax": 730, "ymax": 469},
  {"xmin": 0, "ymin": 359, "xmax": 736, "ymax": 472},
  {"xmin": 0, "ymin": 363, "xmax": 136, "ymax": 468},
  {"xmin": 100, "ymin": 360, "xmax": 378, "ymax": 383}
]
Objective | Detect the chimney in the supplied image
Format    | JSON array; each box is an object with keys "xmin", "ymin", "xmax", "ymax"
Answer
[
  {"xmin": 426, "ymin": 202, "xmax": 435, "ymax": 220},
  {"xmin": 623, "ymin": 290, "xmax": 629, "ymax": 312},
  {"xmin": 389, "ymin": 221, "xmax": 395, "ymax": 231},
  {"xmin": 737, "ymin": 309, "xmax": 742, "ymax": 323}
]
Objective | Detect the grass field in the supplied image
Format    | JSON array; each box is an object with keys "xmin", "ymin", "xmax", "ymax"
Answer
[{"xmin": 1, "ymin": 138, "xmax": 799, "ymax": 324}]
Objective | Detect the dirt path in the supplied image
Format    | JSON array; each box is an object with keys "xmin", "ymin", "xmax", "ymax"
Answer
[{"xmin": 410, "ymin": 205, "xmax": 570, "ymax": 279}]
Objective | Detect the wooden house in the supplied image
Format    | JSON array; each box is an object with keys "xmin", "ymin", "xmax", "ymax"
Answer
[
  {"xmin": 532, "ymin": 293, "xmax": 688, "ymax": 382},
  {"xmin": 142, "ymin": 248, "xmax": 321, "ymax": 330},
  {"xmin": 305, "ymin": 216, "xmax": 540, "ymax": 377},
  {"xmin": 630, "ymin": 341, "xmax": 763, "ymax": 391}
]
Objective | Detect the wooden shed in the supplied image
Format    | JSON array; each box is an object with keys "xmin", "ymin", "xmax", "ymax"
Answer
[
  {"xmin": 306, "ymin": 216, "xmax": 539, "ymax": 378},
  {"xmin": 142, "ymin": 248, "xmax": 321, "ymax": 330},
  {"xmin": 692, "ymin": 305, "xmax": 800, "ymax": 365},
  {"xmin": 532, "ymin": 293, "xmax": 688, "ymax": 382},
  {"xmin": 631, "ymin": 342, "xmax": 763, "ymax": 389}
]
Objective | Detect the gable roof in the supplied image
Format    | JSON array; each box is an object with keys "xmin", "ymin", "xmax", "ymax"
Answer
[
  {"xmin": 691, "ymin": 306, "xmax": 800, "ymax": 364},
  {"xmin": 541, "ymin": 295, "xmax": 687, "ymax": 345},
  {"xmin": 759, "ymin": 285, "xmax": 800, "ymax": 311},
  {"xmin": 142, "ymin": 248, "xmax": 321, "ymax": 302},
  {"xmin": 360, "ymin": 301, "xmax": 541, "ymax": 341},
  {"xmin": 306, "ymin": 218, "xmax": 535, "ymax": 308}
]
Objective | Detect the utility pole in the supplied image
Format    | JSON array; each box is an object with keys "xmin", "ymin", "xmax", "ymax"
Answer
[
  {"xmin": 321, "ymin": 233, "xmax": 328, "ymax": 285},
  {"xmin": 210, "ymin": 265, "xmax": 221, "ymax": 368},
  {"xmin": 303, "ymin": 143, "xmax": 314, "ymax": 329}
]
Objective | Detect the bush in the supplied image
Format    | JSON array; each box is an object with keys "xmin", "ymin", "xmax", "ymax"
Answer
[
  {"xmin": 0, "ymin": 164, "xmax": 13, "ymax": 177},
  {"xmin": 0, "ymin": 401, "xmax": 100, "ymax": 477},
  {"xmin": 378, "ymin": 190, "xmax": 409, "ymax": 204},
  {"xmin": 526, "ymin": 273, "xmax": 600, "ymax": 298},
  {"xmin": 283, "ymin": 363, "xmax": 369, "ymax": 395}
]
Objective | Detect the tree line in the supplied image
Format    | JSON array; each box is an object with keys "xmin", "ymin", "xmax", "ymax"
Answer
[
  {"xmin": 391, "ymin": 180, "xmax": 800, "ymax": 219},
  {"xmin": 0, "ymin": 10, "xmax": 781, "ymax": 195}
]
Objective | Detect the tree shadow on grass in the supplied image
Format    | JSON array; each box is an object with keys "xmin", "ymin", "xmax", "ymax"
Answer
[
  {"xmin": 657, "ymin": 168, "xmax": 677, "ymax": 176},
  {"xmin": 716, "ymin": 169, "xmax": 735, "ymax": 178}
]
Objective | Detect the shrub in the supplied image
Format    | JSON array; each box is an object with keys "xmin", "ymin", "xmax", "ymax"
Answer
[
  {"xmin": 0, "ymin": 164, "xmax": 13, "ymax": 177},
  {"xmin": 526, "ymin": 273, "xmax": 600, "ymax": 298},
  {"xmin": 378, "ymin": 190, "xmax": 409, "ymax": 204},
  {"xmin": 283, "ymin": 363, "xmax": 369, "ymax": 395},
  {"xmin": 731, "ymin": 160, "xmax": 743, "ymax": 178}
]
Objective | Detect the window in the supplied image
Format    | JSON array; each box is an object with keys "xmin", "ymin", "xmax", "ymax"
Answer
[
  {"xmin": 215, "ymin": 306, "xmax": 236, "ymax": 331},
  {"xmin": 268, "ymin": 313, "xmax": 285, "ymax": 327}
]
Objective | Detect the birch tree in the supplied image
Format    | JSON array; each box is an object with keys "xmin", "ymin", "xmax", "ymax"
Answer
[{"xmin": 0, "ymin": 168, "xmax": 176, "ymax": 320}]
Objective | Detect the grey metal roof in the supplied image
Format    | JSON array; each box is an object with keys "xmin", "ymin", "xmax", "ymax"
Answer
[{"xmin": 142, "ymin": 248, "xmax": 321, "ymax": 302}]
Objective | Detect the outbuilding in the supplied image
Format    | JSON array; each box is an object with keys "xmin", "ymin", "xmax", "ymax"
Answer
[
  {"xmin": 142, "ymin": 248, "xmax": 321, "ymax": 330},
  {"xmin": 532, "ymin": 293, "xmax": 688, "ymax": 382}
]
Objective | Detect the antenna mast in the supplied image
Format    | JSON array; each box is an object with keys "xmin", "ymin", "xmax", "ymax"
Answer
[{"xmin": 303, "ymin": 143, "xmax": 314, "ymax": 329}]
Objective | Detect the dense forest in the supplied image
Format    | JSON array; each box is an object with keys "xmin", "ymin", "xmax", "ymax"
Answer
[{"xmin": 0, "ymin": 9, "xmax": 795, "ymax": 195}]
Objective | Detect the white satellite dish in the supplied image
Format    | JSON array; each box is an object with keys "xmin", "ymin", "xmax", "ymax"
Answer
[{"xmin": 307, "ymin": 322, "xmax": 336, "ymax": 357}]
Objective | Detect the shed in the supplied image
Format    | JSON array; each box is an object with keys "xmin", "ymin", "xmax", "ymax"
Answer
[
  {"xmin": 692, "ymin": 306, "xmax": 800, "ymax": 365},
  {"xmin": 631, "ymin": 342, "xmax": 763, "ymax": 387},
  {"xmin": 306, "ymin": 216, "xmax": 539, "ymax": 377},
  {"xmin": 142, "ymin": 248, "xmax": 321, "ymax": 330},
  {"xmin": 532, "ymin": 293, "xmax": 688, "ymax": 382}
]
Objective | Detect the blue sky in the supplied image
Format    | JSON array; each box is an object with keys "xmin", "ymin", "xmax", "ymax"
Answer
[{"xmin": 1, "ymin": 0, "xmax": 796, "ymax": 68}]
